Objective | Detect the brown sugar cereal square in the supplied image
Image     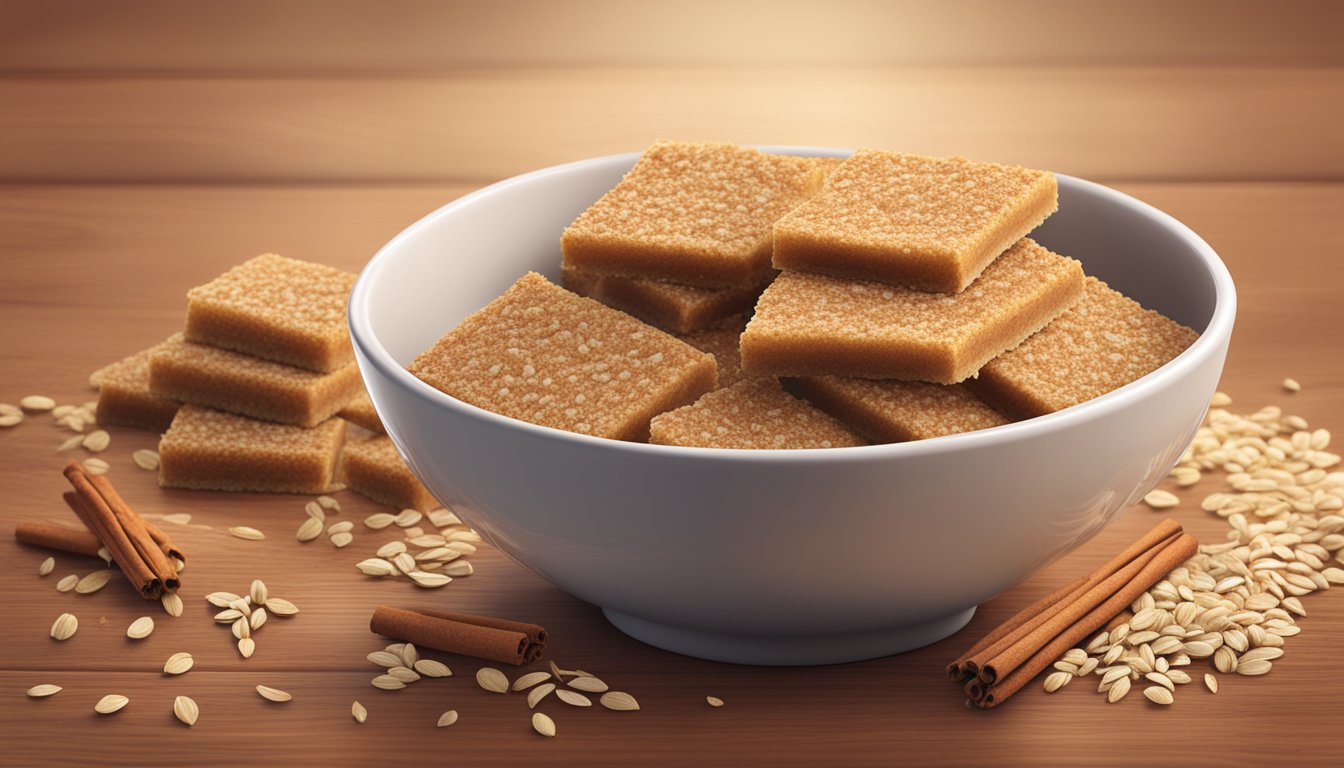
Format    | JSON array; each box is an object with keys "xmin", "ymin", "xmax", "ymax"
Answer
[
  {"xmin": 91, "ymin": 341, "xmax": 182, "ymax": 433},
  {"xmin": 561, "ymin": 266, "xmax": 768, "ymax": 334},
  {"xmin": 677, "ymin": 317, "xmax": 756, "ymax": 391},
  {"xmin": 773, "ymin": 150, "xmax": 1058, "ymax": 293},
  {"xmin": 970, "ymin": 277, "xmax": 1199, "ymax": 419},
  {"xmin": 341, "ymin": 435, "xmax": 437, "ymax": 512},
  {"xmin": 158, "ymin": 406, "xmax": 345, "ymax": 494},
  {"xmin": 184, "ymin": 253, "xmax": 357, "ymax": 373},
  {"xmin": 740, "ymin": 238, "xmax": 1084, "ymax": 384},
  {"xmin": 338, "ymin": 390, "xmax": 386, "ymax": 434},
  {"xmin": 149, "ymin": 334, "xmax": 362, "ymax": 428},
  {"xmin": 795, "ymin": 377, "xmax": 1009, "ymax": 443},
  {"xmin": 649, "ymin": 378, "xmax": 863, "ymax": 450},
  {"xmin": 409, "ymin": 272, "xmax": 717, "ymax": 442},
  {"xmin": 561, "ymin": 142, "xmax": 825, "ymax": 288}
]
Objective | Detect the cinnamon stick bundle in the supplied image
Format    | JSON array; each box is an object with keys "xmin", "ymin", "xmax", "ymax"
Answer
[
  {"xmin": 950, "ymin": 519, "xmax": 1198, "ymax": 709},
  {"xmin": 370, "ymin": 606, "xmax": 548, "ymax": 665},
  {"xmin": 14, "ymin": 521, "xmax": 103, "ymax": 558},
  {"xmin": 59, "ymin": 461, "xmax": 182, "ymax": 600}
]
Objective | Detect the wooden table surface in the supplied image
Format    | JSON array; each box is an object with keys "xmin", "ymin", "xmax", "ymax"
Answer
[{"xmin": 2, "ymin": 3, "xmax": 1342, "ymax": 765}]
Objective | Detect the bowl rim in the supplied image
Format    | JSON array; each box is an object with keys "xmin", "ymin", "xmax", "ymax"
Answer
[{"xmin": 349, "ymin": 146, "xmax": 1237, "ymax": 463}]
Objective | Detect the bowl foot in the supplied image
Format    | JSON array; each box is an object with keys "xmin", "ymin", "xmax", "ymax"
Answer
[{"xmin": 602, "ymin": 606, "xmax": 976, "ymax": 666}]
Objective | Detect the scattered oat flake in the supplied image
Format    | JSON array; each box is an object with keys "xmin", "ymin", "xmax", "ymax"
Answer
[
  {"xmin": 528, "ymin": 683, "xmax": 556, "ymax": 709},
  {"xmin": 532, "ymin": 711, "xmax": 556, "ymax": 737},
  {"xmin": 706, "ymin": 696, "xmax": 725, "ymax": 707},
  {"xmin": 126, "ymin": 616, "xmax": 155, "ymax": 639},
  {"xmin": 364, "ymin": 513, "xmax": 396, "ymax": 529},
  {"xmin": 265, "ymin": 597, "xmax": 300, "ymax": 616},
  {"xmin": 161, "ymin": 592, "xmax": 184, "ymax": 617},
  {"xmin": 229, "ymin": 526, "xmax": 265, "ymax": 540},
  {"xmin": 164, "ymin": 652, "xmax": 194, "ymax": 675},
  {"xmin": 1143, "ymin": 489, "xmax": 1180, "ymax": 510},
  {"xmin": 55, "ymin": 574, "xmax": 78, "ymax": 593},
  {"xmin": 82, "ymin": 430, "xmax": 110, "ymax": 452},
  {"xmin": 238, "ymin": 637, "xmax": 256, "ymax": 658},
  {"xmin": 50, "ymin": 613, "xmax": 78, "ymax": 641},
  {"xmin": 512, "ymin": 671, "xmax": 552, "ymax": 691},
  {"xmin": 38, "ymin": 557, "xmax": 54, "ymax": 577},
  {"xmin": 567, "ymin": 675, "xmax": 608, "ymax": 693},
  {"xmin": 330, "ymin": 531, "xmax": 354, "ymax": 548},
  {"xmin": 414, "ymin": 659, "xmax": 452, "ymax": 678},
  {"xmin": 132, "ymin": 449, "xmax": 160, "ymax": 471},
  {"xmin": 436, "ymin": 709, "xmax": 459, "ymax": 727},
  {"xmin": 27, "ymin": 684, "xmax": 62, "ymax": 698},
  {"xmin": 556, "ymin": 689, "xmax": 592, "ymax": 707},
  {"xmin": 75, "ymin": 570, "xmax": 112, "ymax": 594},
  {"xmin": 476, "ymin": 667, "xmax": 509, "ymax": 693},
  {"xmin": 20, "ymin": 395, "xmax": 56, "ymax": 412},
  {"xmin": 82, "ymin": 458, "xmax": 109, "ymax": 475},
  {"xmin": 371, "ymin": 675, "xmax": 405, "ymax": 690},
  {"xmin": 352, "ymin": 700, "xmax": 368, "ymax": 723},
  {"xmin": 256, "ymin": 685, "xmax": 292, "ymax": 702},
  {"xmin": 95, "ymin": 694, "xmax": 129, "ymax": 714},
  {"xmin": 174, "ymin": 695, "xmax": 199, "ymax": 726},
  {"xmin": 1282, "ymin": 378, "xmax": 1301, "ymax": 393},
  {"xmin": 296, "ymin": 516, "xmax": 323, "ymax": 542},
  {"xmin": 600, "ymin": 691, "xmax": 640, "ymax": 711}
]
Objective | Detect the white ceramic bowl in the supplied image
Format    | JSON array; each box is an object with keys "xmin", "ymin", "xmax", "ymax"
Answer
[{"xmin": 349, "ymin": 148, "xmax": 1236, "ymax": 665}]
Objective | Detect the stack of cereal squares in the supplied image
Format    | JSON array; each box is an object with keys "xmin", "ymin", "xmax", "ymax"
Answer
[
  {"xmin": 409, "ymin": 141, "xmax": 1199, "ymax": 450},
  {"xmin": 89, "ymin": 254, "xmax": 438, "ymax": 509}
]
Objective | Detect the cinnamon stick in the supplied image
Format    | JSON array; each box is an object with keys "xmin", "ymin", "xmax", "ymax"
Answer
[
  {"xmin": 959, "ymin": 518, "xmax": 1185, "ymax": 683},
  {"xmin": 945, "ymin": 573, "xmax": 1088, "ymax": 681},
  {"xmin": 977, "ymin": 532, "xmax": 1198, "ymax": 708},
  {"xmin": 61, "ymin": 482, "xmax": 160, "ymax": 600},
  {"xmin": 87, "ymin": 472, "xmax": 179, "ymax": 592},
  {"xmin": 142, "ymin": 518, "xmax": 185, "ymax": 564},
  {"xmin": 14, "ymin": 521, "xmax": 103, "ymax": 558},
  {"xmin": 975, "ymin": 528, "xmax": 1182, "ymax": 686},
  {"xmin": 370, "ymin": 606, "xmax": 548, "ymax": 665}
]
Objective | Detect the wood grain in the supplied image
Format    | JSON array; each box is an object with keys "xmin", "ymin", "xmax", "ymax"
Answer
[
  {"xmin": 2, "ymin": 68, "xmax": 1342, "ymax": 183},
  {"xmin": 1, "ymin": 182, "xmax": 1341, "ymax": 766},
  {"xmin": 3, "ymin": 0, "xmax": 1340, "ymax": 72}
]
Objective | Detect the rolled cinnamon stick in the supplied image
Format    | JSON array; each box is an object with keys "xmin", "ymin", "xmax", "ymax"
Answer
[
  {"xmin": 370, "ymin": 606, "xmax": 548, "ymax": 665},
  {"xmin": 978, "ymin": 532, "xmax": 1198, "ymax": 709},
  {"xmin": 978, "ymin": 529, "xmax": 1181, "ymax": 686},
  {"xmin": 142, "ymin": 518, "xmax": 185, "ymax": 564},
  {"xmin": 61, "ymin": 482, "xmax": 160, "ymax": 600},
  {"xmin": 14, "ymin": 521, "xmax": 103, "ymax": 558},
  {"xmin": 962, "ymin": 518, "xmax": 1186, "ymax": 683},
  {"xmin": 87, "ymin": 472, "xmax": 179, "ymax": 592},
  {"xmin": 946, "ymin": 573, "xmax": 1089, "ymax": 681}
]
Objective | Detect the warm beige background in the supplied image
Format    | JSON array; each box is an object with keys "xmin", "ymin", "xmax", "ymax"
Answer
[{"xmin": 1, "ymin": 2, "xmax": 1342, "ymax": 766}]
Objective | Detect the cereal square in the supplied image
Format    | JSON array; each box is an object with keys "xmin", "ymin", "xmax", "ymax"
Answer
[
  {"xmin": 341, "ymin": 435, "xmax": 437, "ymax": 512},
  {"xmin": 339, "ymin": 390, "xmax": 386, "ymax": 434},
  {"xmin": 740, "ymin": 238, "xmax": 1084, "ymax": 383},
  {"xmin": 185, "ymin": 253, "xmax": 357, "ymax": 373},
  {"xmin": 409, "ymin": 272, "xmax": 717, "ymax": 442},
  {"xmin": 91, "ymin": 341, "xmax": 182, "ymax": 433},
  {"xmin": 649, "ymin": 378, "xmax": 863, "ymax": 449},
  {"xmin": 150, "ymin": 334, "xmax": 362, "ymax": 427},
  {"xmin": 795, "ymin": 377, "xmax": 1009, "ymax": 443},
  {"xmin": 561, "ymin": 266, "xmax": 768, "ymax": 334},
  {"xmin": 561, "ymin": 142, "xmax": 825, "ymax": 288},
  {"xmin": 970, "ymin": 277, "xmax": 1199, "ymax": 418},
  {"xmin": 158, "ymin": 406, "xmax": 345, "ymax": 494},
  {"xmin": 773, "ymin": 150, "xmax": 1058, "ymax": 293}
]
